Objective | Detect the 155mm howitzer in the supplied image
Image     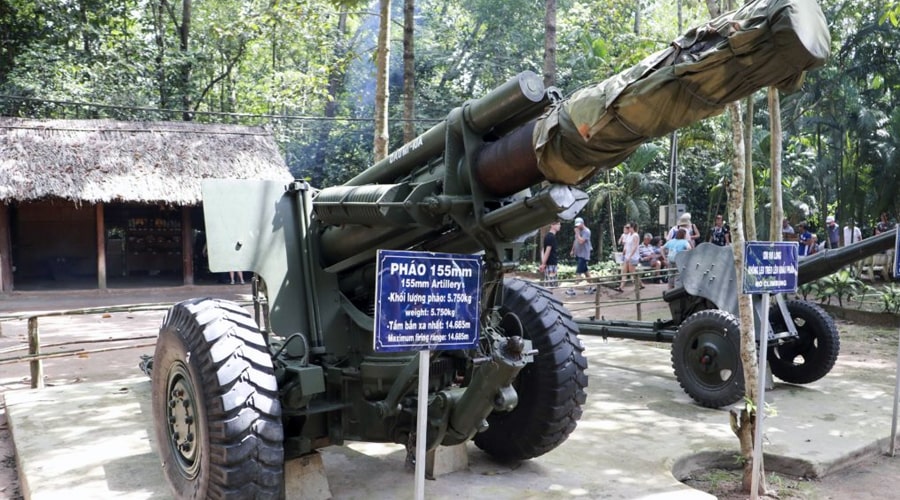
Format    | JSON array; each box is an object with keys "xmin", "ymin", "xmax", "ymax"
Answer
[
  {"xmin": 146, "ymin": 0, "xmax": 831, "ymax": 497},
  {"xmin": 578, "ymin": 230, "xmax": 898, "ymax": 408}
]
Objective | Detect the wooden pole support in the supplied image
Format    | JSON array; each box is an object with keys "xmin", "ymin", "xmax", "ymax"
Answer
[{"xmin": 28, "ymin": 317, "xmax": 43, "ymax": 389}]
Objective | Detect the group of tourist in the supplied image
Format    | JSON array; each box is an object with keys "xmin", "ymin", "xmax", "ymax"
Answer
[
  {"xmin": 786, "ymin": 212, "xmax": 895, "ymax": 257},
  {"xmin": 538, "ymin": 217, "xmax": 594, "ymax": 295},
  {"xmin": 538, "ymin": 212, "xmax": 732, "ymax": 293},
  {"xmin": 538, "ymin": 210, "xmax": 895, "ymax": 293}
]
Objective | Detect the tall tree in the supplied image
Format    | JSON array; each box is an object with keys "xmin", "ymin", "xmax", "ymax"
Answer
[
  {"xmin": 743, "ymin": 96, "xmax": 756, "ymax": 239},
  {"xmin": 707, "ymin": 0, "xmax": 766, "ymax": 494},
  {"xmin": 770, "ymin": 87, "xmax": 784, "ymax": 241},
  {"xmin": 543, "ymin": 0, "xmax": 557, "ymax": 87},
  {"xmin": 373, "ymin": 0, "xmax": 391, "ymax": 160},
  {"xmin": 402, "ymin": 0, "xmax": 416, "ymax": 142},
  {"xmin": 178, "ymin": 0, "xmax": 193, "ymax": 119},
  {"xmin": 726, "ymin": 98, "xmax": 769, "ymax": 496}
]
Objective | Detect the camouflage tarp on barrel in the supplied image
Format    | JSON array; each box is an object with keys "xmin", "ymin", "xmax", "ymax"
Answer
[{"xmin": 533, "ymin": 0, "xmax": 831, "ymax": 185}]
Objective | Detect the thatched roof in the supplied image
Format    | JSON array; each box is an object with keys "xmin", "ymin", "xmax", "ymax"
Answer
[{"xmin": 0, "ymin": 118, "xmax": 292, "ymax": 205}]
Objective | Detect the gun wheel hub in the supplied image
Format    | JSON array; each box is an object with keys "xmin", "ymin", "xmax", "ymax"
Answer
[
  {"xmin": 165, "ymin": 361, "xmax": 200, "ymax": 478},
  {"xmin": 691, "ymin": 336, "xmax": 737, "ymax": 383},
  {"xmin": 671, "ymin": 309, "xmax": 744, "ymax": 408}
]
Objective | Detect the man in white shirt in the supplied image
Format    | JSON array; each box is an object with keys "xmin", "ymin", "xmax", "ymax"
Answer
[{"xmin": 843, "ymin": 220, "xmax": 862, "ymax": 246}]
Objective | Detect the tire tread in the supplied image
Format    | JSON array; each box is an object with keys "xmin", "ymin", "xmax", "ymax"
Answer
[
  {"xmin": 473, "ymin": 278, "xmax": 588, "ymax": 461},
  {"xmin": 153, "ymin": 298, "xmax": 284, "ymax": 499}
]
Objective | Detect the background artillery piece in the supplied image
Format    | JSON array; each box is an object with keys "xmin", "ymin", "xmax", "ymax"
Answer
[{"xmin": 577, "ymin": 229, "xmax": 899, "ymax": 408}]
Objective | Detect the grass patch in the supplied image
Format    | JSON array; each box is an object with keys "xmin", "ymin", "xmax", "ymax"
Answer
[{"xmin": 683, "ymin": 468, "xmax": 816, "ymax": 499}]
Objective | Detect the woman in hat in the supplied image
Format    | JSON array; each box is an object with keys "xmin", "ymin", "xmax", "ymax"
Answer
[{"xmin": 667, "ymin": 213, "xmax": 700, "ymax": 249}]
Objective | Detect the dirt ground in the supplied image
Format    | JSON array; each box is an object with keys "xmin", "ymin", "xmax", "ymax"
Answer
[
  {"xmin": 683, "ymin": 309, "xmax": 900, "ymax": 500},
  {"xmin": 2, "ymin": 284, "xmax": 900, "ymax": 499},
  {"xmin": 684, "ymin": 452, "xmax": 900, "ymax": 500}
]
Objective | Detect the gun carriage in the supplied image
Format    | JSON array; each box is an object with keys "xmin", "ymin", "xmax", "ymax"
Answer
[{"xmin": 577, "ymin": 231, "xmax": 899, "ymax": 408}]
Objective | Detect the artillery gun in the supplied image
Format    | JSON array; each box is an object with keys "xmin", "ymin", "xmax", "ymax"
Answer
[
  {"xmin": 147, "ymin": 0, "xmax": 832, "ymax": 497},
  {"xmin": 577, "ymin": 230, "xmax": 899, "ymax": 408}
]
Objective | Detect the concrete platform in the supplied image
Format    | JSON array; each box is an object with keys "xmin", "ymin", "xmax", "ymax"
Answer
[{"xmin": 6, "ymin": 334, "xmax": 900, "ymax": 499}]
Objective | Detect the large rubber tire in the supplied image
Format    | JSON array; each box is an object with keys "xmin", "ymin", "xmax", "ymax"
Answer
[
  {"xmin": 473, "ymin": 278, "xmax": 588, "ymax": 461},
  {"xmin": 151, "ymin": 298, "xmax": 284, "ymax": 499},
  {"xmin": 671, "ymin": 309, "xmax": 744, "ymax": 408},
  {"xmin": 768, "ymin": 300, "xmax": 840, "ymax": 384}
]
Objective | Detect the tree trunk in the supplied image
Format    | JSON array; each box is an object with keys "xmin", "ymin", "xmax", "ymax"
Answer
[
  {"xmin": 607, "ymin": 171, "xmax": 617, "ymax": 257},
  {"xmin": 536, "ymin": 0, "xmax": 557, "ymax": 261},
  {"xmin": 633, "ymin": 0, "xmax": 641, "ymax": 35},
  {"xmin": 769, "ymin": 87, "xmax": 784, "ymax": 242},
  {"xmin": 709, "ymin": 0, "xmax": 764, "ymax": 494},
  {"xmin": 543, "ymin": 0, "xmax": 557, "ymax": 87},
  {"xmin": 152, "ymin": 1, "xmax": 168, "ymax": 109},
  {"xmin": 180, "ymin": 0, "xmax": 193, "ymax": 121},
  {"xmin": 402, "ymin": 0, "xmax": 416, "ymax": 143},
  {"xmin": 743, "ymin": 95, "xmax": 756, "ymax": 240},
  {"xmin": 374, "ymin": 0, "xmax": 392, "ymax": 161},
  {"xmin": 78, "ymin": 0, "xmax": 91, "ymax": 55},
  {"xmin": 725, "ymin": 100, "xmax": 765, "ymax": 494}
]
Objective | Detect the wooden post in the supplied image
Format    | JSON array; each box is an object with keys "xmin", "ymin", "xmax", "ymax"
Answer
[
  {"xmin": 0, "ymin": 203, "xmax": 13, "ymax": 292},
  {"xmin": 633, "ymin": 271, "xmax": 642, "ymax": 321},
  {"xmin": 28, "ymin": 316, "xmax": 43, "ymax": 389},
  {"xmin": 182, "ymin": 206, "xmax": 194, "ymax": 285},
  {"xmin": 96, "ymin": 203, "xmax": 107, "ymax": 289}
]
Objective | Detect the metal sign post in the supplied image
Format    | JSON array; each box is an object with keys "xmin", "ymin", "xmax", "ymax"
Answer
[
  {"xmin": 743, "ymin": 241, "xmax": 798, "ymax": 500},
  {"xmin": 891, "ymin": 229, "xmax": 900, "ymax": 455},
  {"xmin": 415, "ymin": 350, "xmax": 429, "ymax": 498},
  {"xmin": 374, "ymin": 250, "xmax": 482, "ymax": 499}
]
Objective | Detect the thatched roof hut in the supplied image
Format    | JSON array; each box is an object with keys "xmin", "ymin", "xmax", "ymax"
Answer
[{"xmin": 0, "ymin": 118, "xmax": 292, "ymax": 204}]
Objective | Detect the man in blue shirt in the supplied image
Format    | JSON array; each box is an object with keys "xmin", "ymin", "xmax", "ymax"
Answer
[{"xmin": 797, "ymin": 222, "xmax": 813, "ymax": 256}]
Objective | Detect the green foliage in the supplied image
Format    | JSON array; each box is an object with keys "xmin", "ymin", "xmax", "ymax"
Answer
[
  {"xmin": 588, "ymin": 142, "xmax": 670, "ymax": 237},
  {"xmin": 876, "ymin": 283, "xmax": 900, "ymax": 314},
  {"xmin": 0, "ymin": 0, "xmax": 898, "ymax": 232},
  {"xmin": 798, "ymin": 277, "xmax": 900, "ymax": 315},
  {"xmin": 515, "ymin": 261, "xmax": 579, "ymax": 281},
  {"xmin": 797, "ymin": 280, "xmax": 818, "ymax": 301},
  {"xmin": 742, "ymin": 397, "xmax": 778, "ymax": 418},
  {"xmin": 812, "ymin": 269, "xmax": 864, "ymax": 308},
  {"xmin": 589, "ymin": 258, "xmax": 621, "ymax": 278},
  {"xmin": 881, "ymin": 2, "xmax": 900, "ymax": 26}
]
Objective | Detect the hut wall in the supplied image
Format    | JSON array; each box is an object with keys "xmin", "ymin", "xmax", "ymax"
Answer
[{"xmin": 14, "ymin": 201, "xmax": 96, "ymax": 280}]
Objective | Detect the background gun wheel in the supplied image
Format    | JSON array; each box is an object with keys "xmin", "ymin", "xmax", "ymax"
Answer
[
  {"xmin": 473, "ymin": 278, "xmax": 588, "ymax": 461},
  {"xmin": 151, "ymin": 298, "xmax": 284, "ymax": 499},
  {"xmin": 671, "ymin": 309, "xmax": 744, "ymax": 408},
  {"xmin": 768, "ymin": 299, "xmax": 839, "ymax": 384}
]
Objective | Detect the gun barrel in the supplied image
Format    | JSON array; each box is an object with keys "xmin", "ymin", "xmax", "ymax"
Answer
[
  {"xmin": 797, "ymin": 228, "xmax": 897, "ymax": 285},
  {"xmin": 313, "ymin": 0, "xmax": 831, "ymax": 279},
  {"xmin": 343, "ymin": 71, "xmax": 548, "ymax": 188}
]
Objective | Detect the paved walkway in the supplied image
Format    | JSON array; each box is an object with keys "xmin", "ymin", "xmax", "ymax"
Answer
[
  {"xmin": 0, "ymin": 283, "xmax": 252, "ymax": 314},
  {"xmin": 3, "ymin": 283, "xmax": 899, "ymax": 499}
]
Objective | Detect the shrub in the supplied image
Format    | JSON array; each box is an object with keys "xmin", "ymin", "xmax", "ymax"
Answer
[{"xmin": 878, "ymin": 283, "xmax": 900, "ymax": 314}]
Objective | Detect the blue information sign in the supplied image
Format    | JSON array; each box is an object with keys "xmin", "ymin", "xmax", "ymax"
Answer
[
  {"xmin": 743, "ymin": 241, "xmax": 799, "ymax": 294},
  {"xmin": 895, "ymin": 228, "xmax": 900, "ymax": 279},
  {"xmin": 374, "ymin": 250, "xmax": 482, "ymax": 352}
]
